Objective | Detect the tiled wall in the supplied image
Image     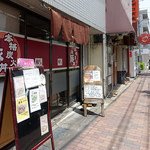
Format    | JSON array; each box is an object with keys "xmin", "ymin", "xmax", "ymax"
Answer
[{"xmin": 43, "ymin": 0, "xmax": 106, "ymax": 33}]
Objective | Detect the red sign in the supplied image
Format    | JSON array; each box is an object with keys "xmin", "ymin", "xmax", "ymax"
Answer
[
  {"xmin": 139, "ymin": 33, "xmax": 150, "ymax": 45},
  {"xmin": 0, "ymin": 31, "xmax": 80, "ymax": 75},
  {"xmin": 132, "ymin": 0, "xmax": 139, "ymax": 22},
  {"xmin": 129, "ymin": 51, "xmax": 132, "ymax": 57},
  {"xmin": 0, "ymin": 32, "xmax": 21, "ymax": 75},
  {"xmin": 69, "ymin": 47, "xmax": 79, "ymax": 67}
]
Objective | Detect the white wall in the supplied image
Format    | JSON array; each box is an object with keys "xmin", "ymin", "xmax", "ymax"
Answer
[
  {"xmin": 88, "ymin": 36, "xmax": 103, "ymax": 69},
  {"xmin": 130, "ymin": 51, "xmax": 136, "ymax": 77},
  {"xmin": 42, "ymin": 0, "xmax": 106, "ymax": 33},
  {"xmin": 120, "ymin": 0, "xmax": 132, "ymax": 23},
  {"xmin": 139, "ymin": 10, "xmax": 149, "ymax": 35},
  {"xmin": 117, "ymin": 47, "xmax": 122, "ymax": 71},
  {"xmin": 124, "ymin": 48, "xmax": 128, "ymax": 72}
]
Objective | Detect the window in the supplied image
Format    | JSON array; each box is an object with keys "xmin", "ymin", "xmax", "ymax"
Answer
[
  {"xmin": 143, "ymin": 14, "xmax": 148, "ymax": 20},
  {"xmin": 20, "ymin": 12, "xmax": 50, "ymax": 40},
  {"xmin": 143, "ymin": 27, "xmax": 148, "ymax": 33},
  {"xmin": 0, "ymin": 1, "xmax": 20, "ymax": 34}
]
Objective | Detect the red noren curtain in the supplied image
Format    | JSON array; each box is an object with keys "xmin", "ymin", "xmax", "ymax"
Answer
[
  {"xmin": 51, "ymin": 9, "xmax": 63, "ymax": 39},
  {"xmin": 51, "ymin": 10, "xmax": 89, "ymax": 45},
  {"xmin": 62, "ymin": 18, "xmax": 73, "ymax": 42}
]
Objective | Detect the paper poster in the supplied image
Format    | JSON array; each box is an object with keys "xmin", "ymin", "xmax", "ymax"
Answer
[
  {"xmin": 40, "ymin": 74, "xmax": 46, "ymax": 85},
  {"xmin": 13, "ymin": 76, "xmax": 25, "ymax": 98},
  {"xmin": 108, "ymin": 76, "xmax": 112, "ymax": 85},
  {"xmin": 23, "ymin": 68, "xmax": 41, "ymax": 89},
  {"xmin": 84, "ymin": 85, "xmax": 103, "ymax": 99},
  {"xmin": 40, "ymin": 114, "xmax": 49, "ymax": 136},
  {"xmin": 35, "ymin": 58, "xmax": 43, "ymax": 67},
  {"xmin": 84, "ymin": 70, "xmax": 93, "ymax": 83},
  {"xmin": 16, "ymin": 96, "xmax": 30, "ymax": 123},
  {"xmin": 29, "ymin": 88, "xmax": 41, "ymax": 113},
  {"xmin": 93, "ymin": 71, "xmax": 100, "ymax": 81},
  {"xmin": 39, "ymin": 85, "xmax": 47, "ymax": 103}
]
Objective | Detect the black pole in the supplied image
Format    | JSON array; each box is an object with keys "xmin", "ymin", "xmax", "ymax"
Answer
[
  {"xmin": 24, "ymin": 13, "xmax": 27, "ymax": 58},
  {"xmin": 79, "ymin": 45, "xmax": 83, "ymax": 103},
  {"xmin": 49, "ymin": 13, "xmax": 53, "ymax": 111},
  {"xmin": 66, "ymin": 42, "xmax": 70, "ymax": 107},
  {"xmin": 49, "ymin": 39, "xmax": 53, "ymax": 108}
]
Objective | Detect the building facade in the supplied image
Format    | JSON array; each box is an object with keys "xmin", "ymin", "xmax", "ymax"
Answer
[
  {"xmin": 138, "ymin": 9, "xmax": 150, "ymax": 65},
  {"xmin": 106, "ymin": 0, "xmax": 135, "ymax": 95},
  {"xmin": 0, "ymin": 0, "xmax": 106, "ymax": 117}
]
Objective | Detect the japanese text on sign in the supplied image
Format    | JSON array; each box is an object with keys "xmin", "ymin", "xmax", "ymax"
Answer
[
  {"xmin": 0, "ymin": 33, "xmax": 18, "ymax": 75},
  {"xmin": 69, "ymin": 47, "xmax": 79, "ymax": 67},
  {"xmin": 84, "ymin": 85, "xmax": 103, "ymax": 99}
]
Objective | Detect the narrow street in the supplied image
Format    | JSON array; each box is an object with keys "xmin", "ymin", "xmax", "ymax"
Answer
[{"xmin": 64, "ymin": 71, "xmax": 150, "ymax": 150}]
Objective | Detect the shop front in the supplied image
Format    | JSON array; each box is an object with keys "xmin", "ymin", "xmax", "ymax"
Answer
[
  {"xmin": 0, "ymin": 1, "xmax": 89, "ymax": 117},
  {"xmin": 106, "ymin": 0, "xmax": 135, "ymax": 86},
  {"xmin": 116, "ymin": 46, "xmax": 128, "ymax": 84}
]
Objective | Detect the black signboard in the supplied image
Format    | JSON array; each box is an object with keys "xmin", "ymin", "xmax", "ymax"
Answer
[{"xmin": 0, "ymin": 67, "xmax": 54, "ymax": 150}]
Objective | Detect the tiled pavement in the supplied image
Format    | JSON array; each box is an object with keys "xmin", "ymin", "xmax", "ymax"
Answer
[{"xmin": 65, "ymin": 72, "xmax": 150, "ymax": 150}]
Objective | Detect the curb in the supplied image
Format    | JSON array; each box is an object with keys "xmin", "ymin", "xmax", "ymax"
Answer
[
  {"xmin": 51, "ymin": 78, "xmax": 136, "ymax": 127},
  {"xmin": 104, "ymin": 78, "xmax": 135, "ymax": 111}
]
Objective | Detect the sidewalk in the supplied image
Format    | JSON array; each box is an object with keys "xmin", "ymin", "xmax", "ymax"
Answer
[
  {"xmin": 8, "ymin": 75, "xmax": 138, "ymax": 150},
  {"xmin": 37, "ymin": 77, "xmax": 136, "ymax": 150},
  {"xmin": 64, "ymin": 71, "xmax": 150, "ymax": 150}
]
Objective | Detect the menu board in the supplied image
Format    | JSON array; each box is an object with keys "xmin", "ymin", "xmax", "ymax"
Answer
[
  {"xmin": 83, "ymin": 65, "xmax": 104, "ymax": 117},
  {"xmin": 0, "ymin": 67, "xmax": 54, "ymax": 150},
  {"xmin": 84, "ymin": 85, "xmax": 103, "ymax": 99},
  {"xmin": 84, "ymin": 70, "xmax": 101, "ymax": 83},
  {"xmin": 83, "ymin": 65, "xmax": 103, "ymax": 101}
]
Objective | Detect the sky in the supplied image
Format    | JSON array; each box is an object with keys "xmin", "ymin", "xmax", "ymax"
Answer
[{"xmin": 139, "ymin": 0, "xmax": 150, "ymax": 18}]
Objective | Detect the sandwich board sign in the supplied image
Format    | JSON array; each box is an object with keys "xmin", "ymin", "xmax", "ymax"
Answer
[
  {"xmin": 83, "ymin": 65, "xmax": 104, "ymax": 117},
  {"xmin": 0, "ymin": 66, "xmax": 55, "ymax": 150}
]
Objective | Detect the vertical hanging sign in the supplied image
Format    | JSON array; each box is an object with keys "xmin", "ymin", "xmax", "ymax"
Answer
[
  {"xmin": 129, "ymin": 51, "xmax": 132, "ymax": 57},
  {"xmin": 132, "ymin": 0, "xmax": 139, "ymax": 22},
  {"xmin": 69, "ymin": 47, "xmax": 79, "ymax": 67}
]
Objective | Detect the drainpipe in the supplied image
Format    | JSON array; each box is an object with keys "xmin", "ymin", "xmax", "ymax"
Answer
[{"xmin": 102, "ymin": 34, "xmax": 106, "ymax": 98}]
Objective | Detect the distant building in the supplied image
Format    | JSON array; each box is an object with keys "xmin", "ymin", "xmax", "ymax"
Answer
[
  {"xmin": 138, "ymin": 9, "xmax": 150, "ymax": 66},
  {"xmin": 138, "ymin": 9, "xmax": 149, "ymax": 49}
]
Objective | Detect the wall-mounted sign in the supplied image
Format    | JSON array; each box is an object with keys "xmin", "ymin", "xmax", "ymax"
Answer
[
  {"xmin": 57, "ymin": 58, "xmax": 63, "ymax": 66},
  {"xmin": 0, "ymin": 32, "xmax": 21, "ymax": 75},
  {"xmin": 69, "ymin": 47, "xmax": 79, "ymax": 67},
  {"xmin": 35, "ymin": 58, "xmax": 43, "ymax": 67},
  {"xmin": 139, "ymin": 33, "xmax": 150, "ymax": 45},
  {"xmin": 17, "ymin": 58, "xmax": 35, "ymax": 68},
  {"xmin": 129, "ymin": 51, "xmax": 132, "ymax": 57}
]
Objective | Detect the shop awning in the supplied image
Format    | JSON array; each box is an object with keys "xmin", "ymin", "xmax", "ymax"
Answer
[
  {"xmin": 106, "ymin": 0, "xmax": 135, "ymax": 34},
  {"xmin": 51, "ymin": 10, "xmax": 89, "ymax": 45}
]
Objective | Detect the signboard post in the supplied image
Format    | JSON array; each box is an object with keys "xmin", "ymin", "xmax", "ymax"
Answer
[
  {"xmin": 83, "ymin": 65, "xmax": 104, "ymax": 117},
  {"xmin": 0, "ymin": 66, "xmax": 55, "ymax": 150}
]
